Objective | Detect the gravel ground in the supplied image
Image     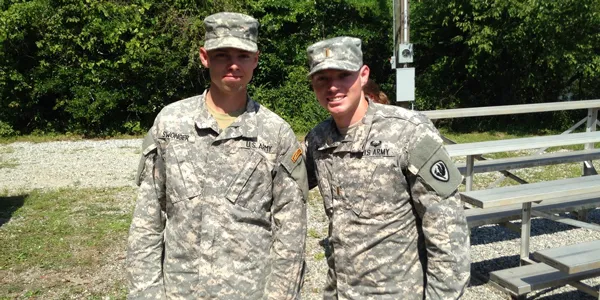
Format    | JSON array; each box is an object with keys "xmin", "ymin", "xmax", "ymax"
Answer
[{"xmin": 2, "ymin": 139, "xmax": 600, "ymax": 299}]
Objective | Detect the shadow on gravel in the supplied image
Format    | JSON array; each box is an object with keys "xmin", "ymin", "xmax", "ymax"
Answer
[
  {"xmin": 470, "ymin": 209, "xmax": 600, "ymax": 246},
  {"xmin": 469, "ymin": 254, "xmax": 521, "ymax": 287},
  {"xmin": 529, "ymin": 288, "xmax": 597, "ymax": 300},
  {"xmin": 0, "ymin": 194, "xmax": 27, "ymax": 227},
  {"xmin": 470, "ymin": 260, "xmax": 598, "ymax": 299}
]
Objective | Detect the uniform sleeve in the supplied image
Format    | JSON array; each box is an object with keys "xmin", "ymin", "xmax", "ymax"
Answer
[
  {"xmin": 303, "ymin": 135, "xmax": 319, "ymax": 190},
  {"xmin": 405, "ymin": 124, "xmax": 470, "ymax": 300},
  {"xmin": 126, "ymin": 129, "xmax": 167, "ymax": 299},
  {"xmin": 264, "ymin": 127, "xmax": 308, "ymax": 300}
]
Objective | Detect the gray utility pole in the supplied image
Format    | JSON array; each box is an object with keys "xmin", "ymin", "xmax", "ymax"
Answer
[{"xmin": 393, "ymin": 0, "xmax": 415, "ymax": 104}]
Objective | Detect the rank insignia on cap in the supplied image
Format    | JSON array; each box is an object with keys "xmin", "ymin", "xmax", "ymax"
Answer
[
  {"xmin": 430, "ymin": 160, "xmax": 449, "ymax": 182},
  {"xmin": 325, "ymin": 48, "xmax": 332, "ymax": 57},
  {"xmin": 291, "ymin": 148, "xmax": 303, "ymax": 163}
]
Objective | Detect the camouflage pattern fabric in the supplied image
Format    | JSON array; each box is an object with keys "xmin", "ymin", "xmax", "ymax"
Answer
[
  {"xmin": 305, "ymin": 101, "xmax": 470, "ymax": 300},
  {"xmin": 203, "ymin": 12, "xmax": 259, "ymax": 52},
  {"xmin": 127, "ymin": 90, "xmax": 308, "ymax": 299},
  {"xmin": 306, "ymin": 36, "xmax": 362, "ymax": 76}
]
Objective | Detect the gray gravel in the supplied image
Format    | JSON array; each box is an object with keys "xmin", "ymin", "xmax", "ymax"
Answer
[
  {"xmin": 1, "ymin": 139, "xmax": 600, "ymax": 299},
  {"xmin": 0, "ymin": 139, "xmax": 141, "ymax": 193}
]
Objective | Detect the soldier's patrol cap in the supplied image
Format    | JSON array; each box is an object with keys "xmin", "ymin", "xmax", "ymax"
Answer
[
  {"xmin": 307, "ymin": 36, "xmax": 363, "ymax": 76},
  {"xmin": 203, "ymin": 12, "xmax": 259, "ymax": 52}
]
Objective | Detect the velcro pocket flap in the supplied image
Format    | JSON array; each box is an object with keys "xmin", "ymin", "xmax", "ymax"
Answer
[
  {"xmin": 409, "ymin": 135, "xmax": 462, "ymax": 198},
  {"xmin": 225, "ymin": 152, "xmax": 263, "ymax": 206}
]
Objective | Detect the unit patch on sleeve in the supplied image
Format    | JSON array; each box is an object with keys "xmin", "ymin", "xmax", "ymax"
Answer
[{"xmin": 430, "ymin": 160, "xmax": 449, "ymax": 182}]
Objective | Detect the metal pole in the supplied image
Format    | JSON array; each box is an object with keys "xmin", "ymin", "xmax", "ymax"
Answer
[
  {"xmin": 393, "ymin": 0, "xmax": 400, "ymax": 67},
  {"xmin": 402, "ymin": 0, "xmax": 409, "ymax": 44},
  {"xmin": 520, "ymin": 202, "xmax": 532, "ymax": 264},
  {"xmin": 393, "ymin": 0, "xmax": 415, "ymax": 104}
]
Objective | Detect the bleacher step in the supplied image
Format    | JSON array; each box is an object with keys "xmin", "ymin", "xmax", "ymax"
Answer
[
  {"xmin": 490, "ymin": 262, "xmax": 600, "ymax": 295},
  {"xmin": 465, "ymin": 193, "xmax": 600, "ymax": 228},
  {"xmin": 460, "ymin": 175, "xmax": 600, "ymax": 208},
  {"xmin": 455, "ymin": 148, "xmax": 600, "ymax": 175},
  {"xmin": 533, "ymin": 240, "xmax": 600, "ymax": 275}
]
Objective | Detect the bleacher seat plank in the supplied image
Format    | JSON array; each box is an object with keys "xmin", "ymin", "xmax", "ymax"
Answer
[
  {"xmin": 460, "ymin": 175, "xmax": 600, "ymax": 208},
  {"xmin": 455, "ymin": 149, "xmax": 600, "ymax": 175},
  {"xmin": 490, "ymin": 262, "xmax": 600, "ymax": 295},
  {"xmin": 465, "ymin": 193, "xmax": 600, "ymax": 228},
  {"xmin": 421, "ymin": 99, "xmax": 600, "ymax": 120},
  {"xmin": 446, "ymin": 131, "xmax": 600, "ymax": 157},
  {"xmin": 533, "ymin": 240, "xmax": 600, "ymax": 275}
]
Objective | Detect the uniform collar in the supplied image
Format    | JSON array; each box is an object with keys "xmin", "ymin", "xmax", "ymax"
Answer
[
  {"xmin": 317, "ymin": 100, "xmax": 376, "ymax": 153},
  {"xmin": 194, "ymin": 90, "xmax": 259, "ymax": 140}
]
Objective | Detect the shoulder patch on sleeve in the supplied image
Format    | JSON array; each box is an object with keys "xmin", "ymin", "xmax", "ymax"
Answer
[
  {"xmin": 282, "ymin": 147, "xmax": 308, "ymax": 201},
  {"xmin": 136, "ymin": 133, "xmax": 158, "ymax": 186},
  {"xmin": 409, "ymin": 135, "xmax": 462, "ymax": 197},
  {"xmin": 282, "ymin": 147, "xmax": 303, "ymax": 173},
  {"xmin": 291, "ymin": 148, "xmax": 303, "ymax": 164}
]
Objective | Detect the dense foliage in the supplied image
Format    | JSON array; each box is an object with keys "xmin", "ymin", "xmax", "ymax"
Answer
[
  {"xmin": 0, "ymin": 0, "xmax": 598, "ymax": 136},
  {"xmin": 413, "ymin": 0, "xmax": 600, "ymax": 130}
]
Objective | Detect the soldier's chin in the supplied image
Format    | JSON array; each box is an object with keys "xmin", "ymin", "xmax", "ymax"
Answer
[{"xmin": 222, "ymin": 83, "xmax": 247, "ymax": 93}]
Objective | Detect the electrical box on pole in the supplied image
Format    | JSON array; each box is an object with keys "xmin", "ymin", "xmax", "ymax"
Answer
[{"xmin": 393, "ymin": 0, "xmax": 415, "ymax": 103}]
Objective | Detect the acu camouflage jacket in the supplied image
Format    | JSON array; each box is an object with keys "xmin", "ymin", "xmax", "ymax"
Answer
[
  {"xmin": 127, "ymin": 91, "xmax": 308, "ymax": 300},
  {"xmin": 305, "ymin": 102, "xmax": 470, "ymax": 300}
]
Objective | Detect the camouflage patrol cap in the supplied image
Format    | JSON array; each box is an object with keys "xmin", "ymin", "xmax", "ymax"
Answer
[
  {"xmin": 203, "ymin": 12, "xmax": 259, "ymax": 52},
  {"xmin": 307, "ymin": 36, "xmax": 363, "ymax": 76}
]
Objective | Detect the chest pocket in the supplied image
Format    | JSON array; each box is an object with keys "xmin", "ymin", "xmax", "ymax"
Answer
[
  {"xmin": 225, "ymin": 151, "xmax": 272, "ymax": 212},
  {"xmin": 342, "ymin": 156, "xmax": 408, "ymax": 221},
  {"xmin": 164, "ymin": 142, "xmax": 202, "ymax": 203}
]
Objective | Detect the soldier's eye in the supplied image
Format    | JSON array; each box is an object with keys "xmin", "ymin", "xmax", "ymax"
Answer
[{"xmin": 339, "ymin": 71, "xmax": 352, "ymax": 79}]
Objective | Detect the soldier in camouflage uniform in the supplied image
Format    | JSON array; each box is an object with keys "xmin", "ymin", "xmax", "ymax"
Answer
[
  {"xmin": 304, "ymin": 36, "xmax": 470, "ymax": 299},
  {"xmin": 126, "ymin": 12, "xmax": 308, "ymax": 299}
]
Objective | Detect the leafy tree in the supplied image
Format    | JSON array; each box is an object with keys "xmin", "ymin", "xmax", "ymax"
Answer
[
  {"xmin": 412, "ymin": 0, "xmax": 600, "ymax": 130},
  {"xmin": 1, "ymin": 0, "xmax": 597, "ymax": 136}
]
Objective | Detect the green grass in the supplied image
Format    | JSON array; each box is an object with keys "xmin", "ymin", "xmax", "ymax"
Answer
[
  {"xmin": 0, "ymin": 146, "xmax": 17, "ymax": 169},
  {"xmin": 0, "ymin": 160, "xmax": 18, "ymax": 169},
  {"xmin": 0, "ymin": 187, "xmax": 135, "ymax": 299},
  {"xmin": 0, "ymin": 188, "xmax": 133, "ymax": 270},
  {"xmin": 0, "ymin": 146, "xmax": 14, "ymax": 154},
  {"xmin": 440, "ymin": 129, "xmax": 533, "ymax": 143},
  {"xmin": 313, "ymin": 252, "xmax": 326, "ymax": 261},
  {"xmin": 308, "ymin": 228, "xmax": 320, "ymax": 239}
]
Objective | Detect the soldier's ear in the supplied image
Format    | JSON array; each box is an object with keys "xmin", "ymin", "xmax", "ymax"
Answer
[
  {"xmin": 359, "ymin": 65, "xmax": 370, "ymax": 87},
  {"xmin": 199, "ymin": 47, "xmax": 210, "ymax": 68},
  {"xmin": 252, "ymin": 51, "xmax": 260, "ymax": 69}
]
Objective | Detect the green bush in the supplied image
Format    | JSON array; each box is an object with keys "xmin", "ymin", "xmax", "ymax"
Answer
[
  {"xmin": 0, "ymin": 121, "xmax": 17, "ymax": 137},
  {"xmin": 1, "ymin": 0, "xmax": 598, "ymax": 136}
]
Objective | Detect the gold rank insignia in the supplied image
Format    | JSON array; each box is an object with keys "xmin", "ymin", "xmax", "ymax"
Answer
[
  {"xmin": 325, "ymin": 48, "xmax": 332, "ymax": 57},
  {"xmin": 291, "ymin": 148, "xmax": 303, "ymax": 163}
]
